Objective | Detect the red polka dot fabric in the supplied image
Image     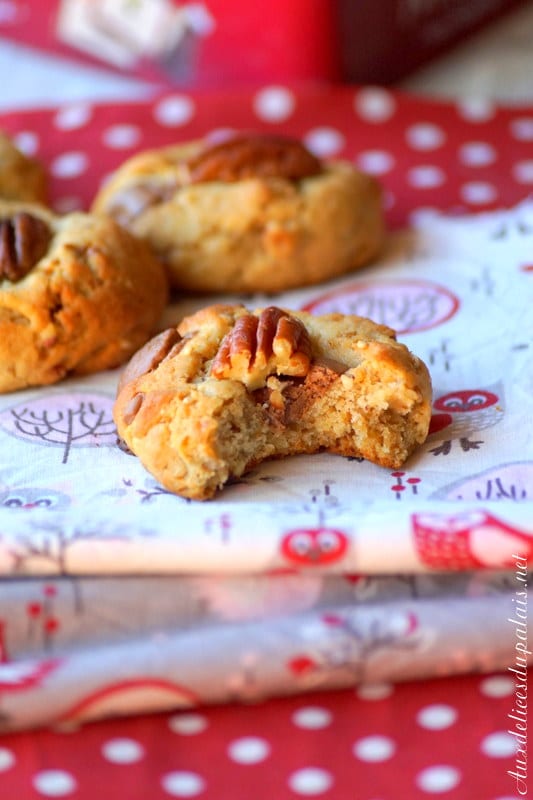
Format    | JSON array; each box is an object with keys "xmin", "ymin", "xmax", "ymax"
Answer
[
  {"xmin": 0, "ymin": 84, "xmax": 532, "ymax": 226},
  {"xmin": 0, "ymin": 85, "xmax": 531, "ymax": 799},
  {"xmin": 0, "ymin": 671, "xmax": 529, "ymax": 799}
]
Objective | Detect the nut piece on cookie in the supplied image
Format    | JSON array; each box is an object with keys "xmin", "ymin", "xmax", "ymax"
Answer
[
  {"xmin": 114, "ymin": 304, "xmax": 432, "ymax": 500},
  {"xmin": 0, "ymin": 201, "xmax": 168, "ymax": 393},
  {"xmin": 92, "ymin": 133, "xmax": 384, "ymax": 294},
  {"xmin": 210, "ymin": 306, "xmax": 312, "ymax": 390},
  {"xmin": 0, "ymin": 131, "xmax": 48, "ymax": 204}
]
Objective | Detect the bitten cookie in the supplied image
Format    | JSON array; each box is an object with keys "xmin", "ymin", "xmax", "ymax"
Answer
[
  {"xmin": 114, "ymin": 304, "xmax": 432, "ymax": 500},
  {"xmin": 92, "ymin": 134, "xmax": 384, "ymax": 293},
  {"xmin": 0, "ymin": 132, "xmax": 47, "ymax": 204},
  {"xmin": 0, "ymin": 201, "xmax": 168, "ymax": 393}
]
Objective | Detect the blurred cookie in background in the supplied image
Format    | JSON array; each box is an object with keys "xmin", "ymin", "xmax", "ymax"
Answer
[{"xmin": 93, "ymin": 133, "xmax": 385, "ymax": 294}]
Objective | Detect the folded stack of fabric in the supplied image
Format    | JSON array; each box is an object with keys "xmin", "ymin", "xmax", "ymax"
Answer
[{"xmin": 0, "ymin": 87, "xmax": 531, "ymax": 737}]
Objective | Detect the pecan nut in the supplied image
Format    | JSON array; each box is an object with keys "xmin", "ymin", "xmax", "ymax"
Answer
[
  {"xmin": 210, "ymin": 307, "xmax": 312, "ymax": 390},
  {"xmin": 186, "ymin": 135, "xmax": 322, "ymax": 184},
  {"xmin": 118, "ymin": 327, "xmax": 183, "ymax": 391},
  {"xmin": 0, "ymin": 212, "xmax": 51, "ymax": 282}
]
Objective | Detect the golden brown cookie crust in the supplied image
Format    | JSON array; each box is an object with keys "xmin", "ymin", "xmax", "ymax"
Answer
[
  {"xmin": 0, "ymin": 201, "xmax": 168, "ymax": 393},
  {"xmin": 114, "ymin": 304, "xmax": 432, "ymax": 500},
  {"xmin": 0, "ymin": 132, "xmax": 48, "ymax": 205},
  {"xmin": 92, "ymin": 137, "xmax": 384, "ymax": 293}
]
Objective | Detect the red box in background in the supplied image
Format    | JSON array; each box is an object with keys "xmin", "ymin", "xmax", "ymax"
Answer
[
  {"xmin": 337, "ymin": 0, "xmax": 529, "ymax": 84},
  {"xmin": 0, "ymin": 0, "xmax": 527, "ymax": 87},
  {"xmin": 0, "ymin": 0, "xmax": 340, "ymax": 85}
]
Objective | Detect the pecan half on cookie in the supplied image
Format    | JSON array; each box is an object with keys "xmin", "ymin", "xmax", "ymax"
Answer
[
  {"xmin": 114, "ymin": 304, "xmax": 432, "ymax": 500},
  {"xmin": 0, "ymin": 212, "xmax": 51, "ymax": 282},
  {"xmin": 92, "ymin": 133, "xmax": 384, "ymax": 294},
  {"xmin": 210, "ymin": 306, "xmax": 312, "ymax": 390},
  {"xmin": 185, "ymin": 135, "xmax": 322, "ymax": 184}
]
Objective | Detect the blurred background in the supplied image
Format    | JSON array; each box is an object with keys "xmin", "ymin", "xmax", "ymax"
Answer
[{"xmin": 0, "ymin": 0, "xmax": 532, "ymax": 110}]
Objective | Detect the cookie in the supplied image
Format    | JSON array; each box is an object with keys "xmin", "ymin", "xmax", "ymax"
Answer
[
  {"xmin": 92, "ymin": 134, "xmax": 384, "ymax": 294},
  {"xmin": 0, "ymin": 131, "xmax": 47, "ymax": 204},
  {"xmin": 0, "ymin": 201, "xmax": 168, "ymax": 393},
  {"xmin": 114, "ymin": 304, "xmax": 432, "ymax": 500}
]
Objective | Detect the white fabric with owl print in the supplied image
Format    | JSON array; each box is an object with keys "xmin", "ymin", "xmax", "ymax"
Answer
[
  {"xmin": 0, "ymin": 202, "xmax": 532, "ymax": 731},
  {"xmin": 0, "ymin": 200, "xmax": 531, "ymax": 576}
]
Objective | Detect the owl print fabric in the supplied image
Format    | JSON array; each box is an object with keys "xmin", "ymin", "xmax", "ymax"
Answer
[
  {"xmin": 0, "ymin": 198, "xmax": 532, "ymax": 729},
  {"xmin": 0, "ymin": 571, "xmax": 525, "ymax": 732},
  {"xmin": 0, "ymin": 201, "xmax": 531, "ymax": 576}
]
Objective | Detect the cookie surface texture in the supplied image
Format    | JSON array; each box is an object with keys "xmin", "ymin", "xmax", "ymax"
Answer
[
  {"xmin": 0, "ymin": 202, "xmax": 168, "ymax": 392},
  {"xmin": 114, "ymin": 304, "xmax": 432, "ymax": 500},
  {"xmin": 0, "ymin": 132, "xmax": 48, "ymax": 204},
  {"xmin": 92, "ymin": 134, "xmax": 384, "ymax": 293}
]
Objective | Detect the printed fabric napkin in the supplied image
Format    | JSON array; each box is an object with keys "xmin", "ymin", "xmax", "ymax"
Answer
[
  {"xmin": 0, "ymin": 197, "xmax": 531, "ymax": 731},
  {"xmin": 0, "ymin": 85, "xmax": 532, "ymax": 731}
]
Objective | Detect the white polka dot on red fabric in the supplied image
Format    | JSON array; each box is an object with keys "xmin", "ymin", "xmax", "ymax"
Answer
[
  {"xmin": 459, "ymin": 141, "xmax": 497, "ymax": 167},
  {"xmin": 168, "ymin": 712, "xmax": 208, "ymax": 735},
  {"xmin": 357, "ymin": 150, "xmax": 395, "ymax": 175},
  {"xmin": 154, "ymin": 95, "xmax": 195, "ymax": 127},
  {"xmin": 253, "ymin": 86, "xmax": 295, "ymax": 123},
  {"xmin": 356, "ymin": 683, "xmax": 394, "ymax": 700},
  {"xmin": 409, "ymin": 207, "xmax": 441, "ymax": 225},
  {"xmin": 416, "ymin": 765, "xmax": 461, "ymax": 793},
  {"xmin": 512, "ymin": 160, "xmax": 533, "ymax": 184},
  {"xmin": 354, "ymin": 87, "xmax": 396, "ymax": 123},
  {"xmin": 353, "ymin": 735, "xmax": 396, "ymax": 762},
  {"xmin": 12, "ymin": 130, "xmax": 39, "ymax": 156},
  {"xmin": 32, "ymin": 770, "xmax": 77, "ymax": 797},
  {"xmin": 304, "ymin": 127, "xmax": 345, "ymax": 158},
  {"xmin": 461, "ymin": 181, "xmax": 497, "ymax": 204},
  {"xmin": 509, "ymin": 117, "xmax": 533, "ymax": 141},
  {"xmin": 407, "ymin": 165, "xmax": 446, "ymax": 189},
  {"xmin": 228, "ymin": 737, "xmax": 270, "ymax": 764},
  {"xmin": 51, "ymin": 151, "xmax": 89, "ymax": 179},
  {"xmin": 161, "ymin": 771, "xmax": 206, "ymax": 797},
  {"xmin": 288, "ymin": 767, "xmax": 334, "ymax": 795},
  {"xmin": 480, "ymin": 732, "xmax": 517, "ymax": 758},
  {"xmin": 406, "ymin": 123, "xmax": 445, "ymax": 151},
  {"xmin": 292, "ymin": 706, "xmax": 333, "ymax": 729},
  {"xmin": 480, "ymin": 675, "xmax": 515, "ymax": 698},
  {"xmin": 54, "ymin": 103, "xmax": 92, "ymax": 131},
  {"xmin": 101, "ymin": 737, "xmax": 144, "ymax": 764},
  {"xmin": 457, "ymin": 98, "xmax": 494, "ymax": 122},
  {"xmin": 416, "ymin": 704, "xmax": 458, "ymax": 730},
  {"xmin": 102, "ymin": 124, "xmax": 142, "ymax": 150},
  {"xmin": 0, "ymin": 747, "xmax": 15, "ymax": 771}
]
